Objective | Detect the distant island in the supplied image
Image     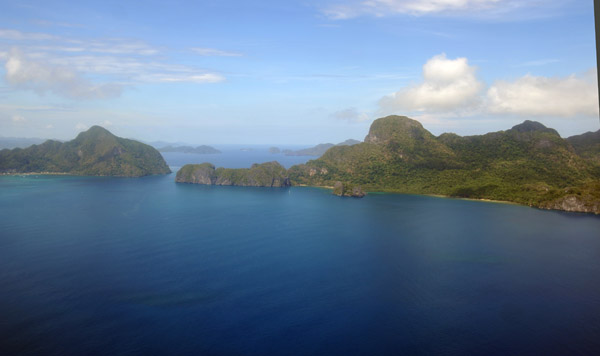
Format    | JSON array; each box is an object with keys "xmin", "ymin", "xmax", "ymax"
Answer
[
  {"xmin": 159, "ymin": 145, "xmax": 221, "ymax": 154},
  {"xmin": 177, "ymin": 115, "xmax": 600, "ymax": 214},
  {"xmin": 176, "ymin": 161, "xmax": 290, "ymax": 187},
  {"xmin": 0, "ymin": 126, "xmax": 171, "ymax": 177},
  {"xmin": 269, "ymin": 147, "xmax": 281, "ymax": 154},
  {"xmin": 284, "ymin": 139, "xmax": 361, "ymax": 157}
]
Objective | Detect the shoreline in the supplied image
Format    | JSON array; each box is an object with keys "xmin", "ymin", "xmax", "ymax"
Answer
[
  {"xmin": 0, "ymin": 172, "xmax": 167, "ymax": 178},
  {"xmin": 3, "ymin": 174, "xmax": 597, "ymax": 215},
  {"xmin": 293, "ymin": 184, "xmax": 597, "ymax": 215},
  {"xmin": 0, "ymin": 172, "xmax": 70, "ymax": 176}
]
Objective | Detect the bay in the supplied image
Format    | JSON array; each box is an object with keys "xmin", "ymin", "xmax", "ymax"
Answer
[{"xmin": 1, "ymin": 171, "xmax": 599, "ymax": 355}]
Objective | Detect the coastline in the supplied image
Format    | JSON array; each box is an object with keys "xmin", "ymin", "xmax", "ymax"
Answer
[
  {"xmin": 293, "ymin": 184, "xmax": 598, "ymax": 215},
  {"xmin": 0, "ymin": 172, "xmax": 170, "ymax": 178},
  {"xmin": 2, "ymin": 174, "xmax": 597, "ymax": 215},
  {"xmin": 0, "ymin": 172, "xmax": 70, "ymax": 176}
]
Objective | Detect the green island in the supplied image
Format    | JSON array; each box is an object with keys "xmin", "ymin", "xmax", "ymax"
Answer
[
  {"xmin": 177, "ymin": 115, "xmax": 600, "ymax": 214},
  {"xmin": 0, "ymin": 126, "xmax": 171, "ymax": 177},
  {"xmin": 176, "ymin": 161, "xmax": 290, "ymax": 187}
]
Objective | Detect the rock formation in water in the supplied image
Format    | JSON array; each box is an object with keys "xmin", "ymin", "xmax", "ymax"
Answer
[
  {"xmin": 176, "ymin": 161, "xmax": 291, "ymax": 187},
  {"xmin": 332, "ymin": 181, "xmax": 366, "ymax": 198}
]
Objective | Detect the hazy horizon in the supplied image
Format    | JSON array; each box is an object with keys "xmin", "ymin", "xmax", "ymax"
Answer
[
  {"xmin": 1, "ymin": 0, "xmax": 598, "ymax": 144},
  {"xmin": 1, "ymin": 115, "xmax": 599, "ymax": 148}
]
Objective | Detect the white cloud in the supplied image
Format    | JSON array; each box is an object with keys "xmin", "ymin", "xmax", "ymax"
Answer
[
  {"xmin": 516, "ymin": 58, "xmax": 560, "ymax": 67},
  {"xmin": 190, "ymin": 47, "xmax": 242, "ymax": 57},
  {"xmin": 75, "ymin": 123, "xmax": 88, "ymax": 131},
  {"xmin": 140, "ymin": 73, "xmax": 225, "ymax": 83},
  {"xmin": 0, "ymin": 29, "xmax": 158, "ymax": 56},
  {"xmin": 378, "ymin": 54, "xmax": 598, "ymax": 120},
  {"xmin": 379, "ymin": 53, "xmax": 483, "ymax": 113},
  {"xmin": 4, "ymin": 49, "xmax": 122, "ymax": 100},
  {"xmin": 332, "ymin": 108, "xmax": 370, "ymax": 123},
  {"xmin": 12, "ymin": 114, "xmax": 26, "ymax": 122},
  {"xmin": 45, "ymin": 124, "xmax": 54, "ymax": 129},
  {"xmin": 77, "ymin": 39, "xmax": 159, "ymax": 56},
  {"xmin": 4, "ymin": 49, "xmax": 225, "ymax": 87},
  {"xmin": 0, "ymin": 29, "xmax": 58, "ymax": 41},
  {"xmin": 322, "ymin": 0, "xmax": 549, "ymax": 19},
  {"xmin": 0, "ymin": 29, "xmax": 227, "ymax": 89},
  {"xmin": 487, "ymin": 71, "xmax": 599, "ymax": 117},
  {"xmin": 101, "ymin": 120, "xmax": 113, "ymax": 127}
]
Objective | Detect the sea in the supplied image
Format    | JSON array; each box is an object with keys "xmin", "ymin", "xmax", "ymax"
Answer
[{"xmin": 1, "ymin": 146, "xmax": 599, "ymax": 355}]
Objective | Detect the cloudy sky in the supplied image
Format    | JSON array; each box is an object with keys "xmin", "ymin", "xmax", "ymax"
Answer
[{"xmin": 0, "ymin": 0, "xmax": 597, "ymax": 144}]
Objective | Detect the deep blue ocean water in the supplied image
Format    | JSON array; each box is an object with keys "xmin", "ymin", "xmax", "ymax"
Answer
[{"xmin": 1, "ymin": 159, "xmax": 600, "ymax": 355}]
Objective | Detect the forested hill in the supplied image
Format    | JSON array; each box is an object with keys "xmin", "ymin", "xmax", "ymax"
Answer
[
  {"xmin": 288, "ymin": 115, "xmax": 600, "ymax": 214},
  {"xmin": 0, "ymin": 126, "xmax": 171, "ymax": 177}
]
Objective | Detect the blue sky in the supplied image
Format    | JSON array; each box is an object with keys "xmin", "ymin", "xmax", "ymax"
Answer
[{"xmin": 0, "ymin": 0, "xmax": 597, "ymax": 144}]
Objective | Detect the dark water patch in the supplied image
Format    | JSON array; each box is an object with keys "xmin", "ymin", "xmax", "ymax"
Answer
[{"xmin": 1, "ymin": 174, "xmax": 599, "ymax": 355}]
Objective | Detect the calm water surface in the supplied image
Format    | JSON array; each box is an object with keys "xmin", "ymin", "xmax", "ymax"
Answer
[
  {"xmin": 160, "ymin": 144, "xmax": 314, "ymax": 171},
  {"xmin": 1, "ymin": 172, "xmax": 599, "ymax": 355}
]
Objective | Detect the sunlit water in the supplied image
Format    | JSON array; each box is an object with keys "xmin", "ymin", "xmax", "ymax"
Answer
[{"xmin": 1, "ymin": 160, "xmax": 599, "ymax": 355}]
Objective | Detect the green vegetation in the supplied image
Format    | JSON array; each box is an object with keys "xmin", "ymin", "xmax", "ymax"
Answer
[
  {"xmin": 567, "ymin": 130, "xmax": 600, "ymax": 165},
  {"xmin": 176, "ymin": 161, "xmax": 290, "ymax": 187},
  {"xmin": 0, "ymin": 126, "xmax": 171, "ymax": 177},
  {"xmin": 289, "ymin": 115, "xmax": 600, "ymax": 214},
  {"xmin": 284, "ymin": 139, "xmax": 361, "ymax": 157}
]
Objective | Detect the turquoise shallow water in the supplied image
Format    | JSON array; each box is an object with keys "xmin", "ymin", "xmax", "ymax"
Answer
[{"xmin": 1, "ymin": 173, "xmax": 600, "ymax": 355}]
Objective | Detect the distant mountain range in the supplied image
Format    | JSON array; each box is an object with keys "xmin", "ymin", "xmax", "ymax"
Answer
[
  {"xmin": 158, "ymin": 145, "xmax": 221, "ymax": 154},
  {"xmin": 0, "ymin": 126, "xmax": 171, "ymax": 177},
  {"xmin": 283, "ymin": 139, "xmax": 361, "ymax": 157}
]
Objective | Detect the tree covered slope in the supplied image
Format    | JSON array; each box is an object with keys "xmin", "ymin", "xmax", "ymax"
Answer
[
  {"xmin": 289, "ymin": 115, "xmax": 600, "ymax": 213},
  {"xmin": 0, "ymin": 126, "xmax": 171, "ymax": 177}
]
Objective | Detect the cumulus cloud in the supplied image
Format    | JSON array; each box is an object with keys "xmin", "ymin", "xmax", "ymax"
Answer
[
  {"xmin": 379, "ymin": 53, "xmax": 483, "ymax": 113},
  {"xmin": 190, "ymin": 47, "xmax": 242, "ymax": 57},
  {"xmin": 323, "ymin": 0, "xmax": 526, "ymax": 19},
  {"xmin": 487, "ymin": 71, "xmax": 599, "ymax": 117},
  {"xmin": 332, "ymin": 108, "xmax": 370, "ymax": 123},
  {"xmin": 75, "ymin": 123, "xmax": 88, "ymax": 131},
  {"xmin": 4, "ymin": 49, "xmax": 122, "ymax": 99},
  {"xmin": 378, "ymin": 54, "xmax": 598, "ymax": 120}
]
